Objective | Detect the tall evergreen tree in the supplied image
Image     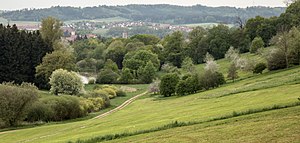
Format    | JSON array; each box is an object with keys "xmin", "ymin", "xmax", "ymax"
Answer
[{"xmin": 0, "ymin": 24, "xmax": 52, "ymax": 85}]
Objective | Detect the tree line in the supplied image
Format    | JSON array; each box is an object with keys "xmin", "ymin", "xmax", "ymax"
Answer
[{"xmin": 1, "ymin": 5, "xmax": 285, "ymax": 24}]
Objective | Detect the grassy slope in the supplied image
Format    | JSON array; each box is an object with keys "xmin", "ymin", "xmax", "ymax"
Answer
[
  {"xmin": 195, "ymin": 52, "xmax": 266, "ymax": 80},
  {"xmin": 179, "ymin": 23, "xmax": 235, "ymax": 28},
  {"xmin": 108, "ymin": 106, "xmax": 300, "ymax": 143},
  {"xmin": 0, "ymin": 64, "xmax": 299, "ymax": 142},
  {"xmin": 64, "ymin": 17, "xmax": 129, "ymax": 24}
]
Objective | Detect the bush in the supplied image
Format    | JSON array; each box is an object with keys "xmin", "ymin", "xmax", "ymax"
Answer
[
  {"xmin": 176, "ymin": 80, "xmax": 188, "ymax": 96},
  {"xmin": 87, "ymin": 98, "xmax": 105, "ymax": 112},
  {"xmin": 160, "ymin": 73, "xmax": 180, "ymax": 97},
  {"xmin": 176, "ymin": 75, "xmax": 200, "ymax": 96},
  {"xmin": 227, "ymin": 63, "xmax": 239, "ymax": 82},
  {"xmin": 148, "ymin": 80, "xmax": 160, "ymax": 94},
  {"xmin": 200, "ymin": 71, "xmax": 225, "ymax": 90},
  {"xmin": 267, "ymin": 49, "xmax": 287, "ymax": 71},
  {"xmin": 96, "ymin": 69, "xmax": 120, "ymax": 84},
  {"xmin": 101, "ymin": 88, "xmax": 117, "ymax": 99},
  {"xmin": 37, "ymin": 95, "xmax": 86, "ymax": 121},
  {"xmin": 250, "ymin": 37, "xmax": 264, "ymax": 53},
  {"xmin": 88, "ymin": 78, "xmax": 96, "ymax": 84},
  {"xmin": 49, "ymin": 69, "xmax": 84, "ymax": 95},
  {"xmin": 27, "ymin": 101, "xmax": 53, "ymax": 122},
  {"xmin": 253, "ymin": 63, "xmax": 267, "ymax": 74},
  {"xmin": 0, "ymin": 84, "xmax": 38, "ymax": 126},
  {"xmin": 88, "ymin": 91, "xmax": 110, "ymax": 108},
  {"xmin": 116, "ymin": 90, "xmax": 126, "ymax": 97},
  {"xmin": 78, "ymin": 97, "xmax": 95, "ymax": 113}
]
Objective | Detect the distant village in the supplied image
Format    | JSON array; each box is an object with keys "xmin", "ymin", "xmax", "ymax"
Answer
[{"xmin": 17, "ymin": 20, "xmax": 193, "ymax": 41}]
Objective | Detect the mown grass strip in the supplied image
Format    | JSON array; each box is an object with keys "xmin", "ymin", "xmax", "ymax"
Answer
[{"xmin": 69, "ymin": 101, "xmax": 300, "ymax": 143}]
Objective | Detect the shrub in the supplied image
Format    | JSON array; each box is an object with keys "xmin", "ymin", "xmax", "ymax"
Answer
[
  {"xmin": 79, "ymin": 97, "xmax": 95, "ymax": 113},
  {"xmin": 176, "ymin": 75, "xmax": 200, "ymax": 96},
  {"xmin": 101, "ymin": 85, "xmax": 118, "ymax": 91},
  {"xmin": 49, "ymin": 69, "xmax": 84, "ymax": 95},
  {"xmin": 159, "ymin": 73, "xmax": 180, "ymax": 97},
  {"xmin": 186, "ymin": 75, "xmax": 201, "ymax": 94},
  {"xmin": 116, "ymin": 90, "xmax": 126, "ymax": 97},
  {"xmin": 87, "ymin": 98, "xmax": 106, "ymax": 112},
  {"xmin": 39, "ymin": 95, "xmax": 86, "ymax": 121},
  {"xmin": 267, "ymin": 49, "xmax": 287, "ymax": 71},
  {"xmin": 88, "ymin": 78, "xmax": 96, "ymax": 84},
  {"xmin": 96, "ymin": 69, "xmax": 119, "ymax": 84},
  {"xmin": 89, "ymin": 91, "xmax": 110, "ymax": 108},
  {"xmin": 237, "ymin": 58, "xmax": 255, "ymax": 72},
  {"xmin": 101, "ymin": 88, "xmax": 117, "ymax": 99},
  {"xmin": 0, "ymin": 84, "xmax": 38, "ymax": 126},
  {"xmin": 200, "ymin": 71, "xmax": 225, "ymax": 90},
  {"xmin": 250, "ymin": 37, "xmax": 264, "ymax": 53},
  {"xmin": 91, "ymin": 90, "xmax": 109, "ymax": 98},
  {"xmin": 176, "ymin": 80, "xmax": 188, "ymax": 96},
  {"xmin": 204, "ymin": 53, "xmax": 219, "ymax": 73},
  {"xmin": 227, "ymin": 63, "xmax": 239, "ymax": 82},
  {"xmin": 253, "ymin": 63, "xmax": 267, "ymax": 74},
  {"xmin": 149, "ymin": 80, "xmax": 160, "ymax": 94},
  {"xmin": 27, "ymin": 101, "xmax": 53, "ymax": 122}
]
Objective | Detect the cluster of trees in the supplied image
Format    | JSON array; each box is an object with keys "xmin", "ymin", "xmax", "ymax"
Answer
[
  {"xmin": 0, "ymin": 24, "xmax": 52, "ymax": 85},
  {"xmin": 73, "ymin": 34, "xmax": 161, "ymax": 84},
  {"xmin": 72, "ymin": 0, "xmax": 300, "ymax": 85},
  {"xmin": 245, "ymin": 1, "xmax": 300, "ymax": 47},
  {"xmin": 1, "ymin": 5, "xmax": 284, "ymax": 24},
  {"xmin": 159, "ymin": 53, "xmax": 225, "ymax": 97},
  {"xmin": 267, "ymin": 27, "xmax": 300, "ymax": 70}
]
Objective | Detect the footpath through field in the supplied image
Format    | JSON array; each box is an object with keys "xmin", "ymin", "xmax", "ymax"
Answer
[{"xmin": 92, "ymin": 91, "xmax": 148, "ymax": 119}]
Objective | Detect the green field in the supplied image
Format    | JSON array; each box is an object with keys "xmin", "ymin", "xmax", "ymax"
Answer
[
  {"xmin": 109, "ymin": 106, "xmax": 300, "ymax": 143},
  {"xmin": 0, "ymin": 16, "xmax": 129, "ymax": 26},
  {"xmin": 0, "ymin": 59, "xmax": 299, "ymax": 142},
  {"xmin": 0, "ymin": 17, "xmax": 40, "ymax": 26},
  {"xmin": 0, "ymin": 17, "xmax": 8, "ymax": 24},
  {"xmin": 194, "ymin": 52, "xmax": 266, "ymax": 81},
  {"xmin": 92, "ymin": 29, "xmax": 109, "ymax": 35},
  {"xmin": 64, "ymin": 17, "xmax": 129, "ymax": 24},
  {"xmin": 180, "ymin": 23, "xmax": 235, "ymax": 28}
]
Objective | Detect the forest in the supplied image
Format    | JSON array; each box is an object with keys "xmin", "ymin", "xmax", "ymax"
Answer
[{"xmin": 1, "ymin": 5, "xmax": 285, "ymax": 24}]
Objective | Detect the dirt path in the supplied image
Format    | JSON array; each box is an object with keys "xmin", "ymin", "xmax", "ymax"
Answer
[{"xmin": 92, "ymin": 91, "xmax": 148, "ymax": 119}]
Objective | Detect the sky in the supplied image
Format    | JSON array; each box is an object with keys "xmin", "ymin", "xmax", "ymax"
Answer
[{"xmin": 0, "ymin": 0, "xmax": 286, "ymax": 10}]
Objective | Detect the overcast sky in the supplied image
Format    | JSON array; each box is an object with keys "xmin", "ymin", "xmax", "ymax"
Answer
[{"xmin": 0, "ymin": 0, "xmax": 285, "ymax": 10}]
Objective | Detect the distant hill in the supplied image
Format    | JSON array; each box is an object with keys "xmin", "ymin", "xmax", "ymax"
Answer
[{"xmin": 0, "ymin": 5, "xmax": 286, "ymax": 24}]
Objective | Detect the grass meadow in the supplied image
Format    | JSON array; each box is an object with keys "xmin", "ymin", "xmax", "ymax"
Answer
[{"xmin": 0, "ymin": 63, "xmax": 299, "ymax": 142}]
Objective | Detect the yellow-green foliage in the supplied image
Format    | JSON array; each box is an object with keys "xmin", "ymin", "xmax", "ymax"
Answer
[
  {"xmin": 94, "ymin": 90, "xmax": 110, "ymax": 97},
  {"xmin": 101, "ymin": 85, "xmax": 118, "ymax": 91},
  {"xmin": 79, "ymin": 97, "xmax": 95, "ymax": 113},
  {"xmin": 101, "ymin": 88, "xmax": 117, "ymax": 99},
  {"xmin": 88, "ymin": 98, "xmax": 105, "ymax": 111},
  {"xmin": 93, "ymin": 85, "xmax": 119, "ymax": 99}
]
